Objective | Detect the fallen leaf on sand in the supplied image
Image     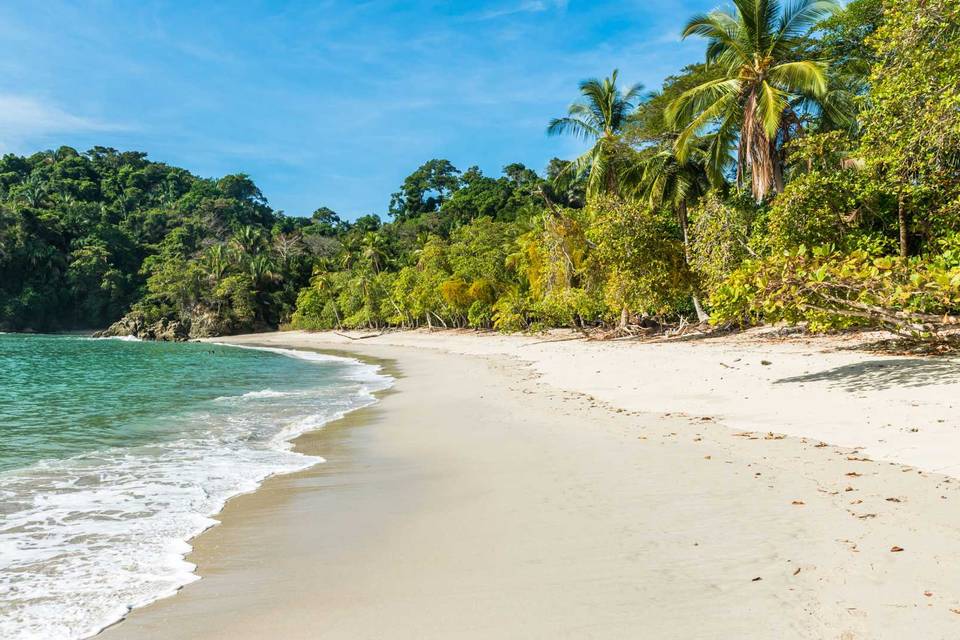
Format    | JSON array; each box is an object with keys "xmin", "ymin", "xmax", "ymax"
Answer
[
  {"xmin": 847, "ymin": 456, "xmax": 872, "ymax": 462},
  {"xmin": 850, "ymin": 499, "xmax": 862, "ymax": 504},
  {"xmin": 791, "ymin": 500, "xmax": 805, "ymax": 505},
  {"xmin": 845, "ymin": 472, "xmax": 862, "ymax": 477},
  {"xmin": 844, "ymin": 486, "xmax": 855, "ymax": 492},
  {"xmin": 793, "ymin": 567, "xmax": 801, "ymax": 575},
  {"xmin": 765, "ymin": 432, "xmax": 786, "ymax": 440},
  {"xmin": 761, "ymin": 360, "xmax": 772, "ymax": 365},
  {"xmin": 890, "ymin": 546, "xmax": 904, "ymax": 552},
  {"xmin": 857, "ymin": 513, "xmax": 877, "ymax": 519},
  {"xmin": 704, "ymin": 455, "xmax": 712, "ymax": 460},
  {"xmin": 924, "ymin": 591, "xmax": 933, "ymax": 597},
  {"xmin": 814, "ymin": 442, "xmax": 828, "ymax": 448},
  {"xmin": 950, "ymin": 608, "xmax": 960, "ymax": 615},
  {"xmin": 886, "ymin": 497, "xmax": 903, "ymax": 503},
  {"xmin": 752, "ymin": 576, "xmax": 762, "ymax": 582}
]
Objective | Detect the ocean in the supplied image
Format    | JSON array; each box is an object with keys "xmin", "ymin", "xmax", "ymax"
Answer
[{"xmin": 0, "ymin": 333, "xmax": 391, "ymax": 639}]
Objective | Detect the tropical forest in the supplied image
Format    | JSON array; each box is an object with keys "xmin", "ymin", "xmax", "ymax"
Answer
[{"xmin": 2, "ymin": 0, "xmax": 958, "ymax": 341}]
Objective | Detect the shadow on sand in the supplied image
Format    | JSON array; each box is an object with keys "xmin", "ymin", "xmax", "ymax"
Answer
[{"xmin": 773, "ymin": 358, "xmax": 960, "ymax": 392}]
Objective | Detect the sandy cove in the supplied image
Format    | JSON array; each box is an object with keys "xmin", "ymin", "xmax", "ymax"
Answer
[{"xmin": 100, "ymin": 329, "xmax": 960, "ymax": 639}]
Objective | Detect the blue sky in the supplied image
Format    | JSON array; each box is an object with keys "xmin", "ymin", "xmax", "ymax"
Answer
[{"xmin": 0, "ymin": 0, "xmax": 718, "ymax": 220}]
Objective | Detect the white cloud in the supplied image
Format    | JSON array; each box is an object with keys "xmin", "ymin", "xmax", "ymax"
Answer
[
  {"xmin": 473, "ymin": 0, "xmax": 567, "ymax": 21},
  {"xmin": 0, "ymin": 95, "xmax": 130, "ymax": 150}
]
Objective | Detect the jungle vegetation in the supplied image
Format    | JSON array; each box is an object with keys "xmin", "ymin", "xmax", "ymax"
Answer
[{"xmin": 2, "ymin": 0, "xmax": 958, "ymax": 340}]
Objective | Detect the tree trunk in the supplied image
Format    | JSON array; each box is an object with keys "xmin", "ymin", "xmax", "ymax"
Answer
[
  {"xmin": 677, "ymin": 200, "xmax": 709, "ymax": 323},
  {"xmin": 618, "ymin": 306, "xmax": 629, "ymax": 330},
  {"xmin": 691, "ymin": 294, "xmax": 708, "ymax": 323},
  {"xmin": 898, "ymin": 193, "xmax": 909, "ymax": 258},
  {"xmin": 742, "ymin": 94, "xmax": 782, "ymax": 202},
  {"xmin": 772, "ymin": 143, "xmax": 785, "ymax": 195}
]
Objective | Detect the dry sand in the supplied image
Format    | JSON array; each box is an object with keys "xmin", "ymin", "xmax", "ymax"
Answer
[{"xmin": 99, "ymin": 330, "xmax": 960, "ymax": 639}]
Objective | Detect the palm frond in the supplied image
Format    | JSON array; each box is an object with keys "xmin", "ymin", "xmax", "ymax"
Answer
[
  {"xmin": 733, "ymin": 0, "xmax": 763, "ymax": 52},
  {"xmin": 547, "ymin": 117, "xmax": 601, "ymax": 141},
  {"xmin": 567, "ymin": 102, "xmax": 605, "ymax": 130},
  {"xmin": 768, "ymin": 60, "xmax": 828, "ymax": 97},
  {"xmin": 705, "ymin": 113, "xmax": 739, "ymax": 187},
  {"xmin": 683, "ymin": 13, "xmax": 749, "ymax": 65},
  {"xmin": 666, "ymin": 77, "xmax": 741, "ymax": 130},
  {"xmin": 777, "ymin": 0, "xmax": 838, "ymax": 41},
  {"xmin": 756, "ymin": 81, "xmax": 789, "ymax": 138},
  {"xmin": 674, "ymin": 91, "xmax": 738, "ymax": 164}
]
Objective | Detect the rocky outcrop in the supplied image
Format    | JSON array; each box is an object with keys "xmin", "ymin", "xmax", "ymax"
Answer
[
  {"xmin": 187, "ymin": 310, "xmax": 236, "ymax": 339},
  {"xmin": 94, "ymin": 306, "xmax": 260, "ymax": 341},
  {"xmin": 94, "ymin": 312, "xmax": 190, "ymax": 342}
]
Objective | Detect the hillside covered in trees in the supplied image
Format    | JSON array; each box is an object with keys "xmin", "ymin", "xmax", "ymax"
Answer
[
  {"xmin": 0, "ymin": 148, "xmax": 335, "ymax": 337},
  {"xmin": 2, "ymin": 0, "xmax": 959, "ymax": 341}
]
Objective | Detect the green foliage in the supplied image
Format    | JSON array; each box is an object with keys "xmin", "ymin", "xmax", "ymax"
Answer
[
  {"xmin": 765, "ymin": 169, "xmax": 884, "ymax": 252},
  {"xmin": 587, "ymin": 196, "xmax": 692, "ymax": 318},
  {"xmin": 859, "ymin": 0, "xmax": 960, "ymax": 245},
  {"xmin": 0, "ymin": 147, "xmax": 325, "ymax": 334},
  {"xmin": 388, "ymin": 159, "xmax": 462, "ymax": 222},
  {"xmin": 688, "ymin": 193, "xmax": 758, "ymax": 293},
  {"xmin": 710, "ymin": 246, "xmax": 960, "ymax": 335}
]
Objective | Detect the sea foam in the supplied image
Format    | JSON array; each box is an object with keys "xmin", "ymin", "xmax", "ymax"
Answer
[{"xmin": 0, "ymin": 345, "xmax": 392, "ymax": 640}]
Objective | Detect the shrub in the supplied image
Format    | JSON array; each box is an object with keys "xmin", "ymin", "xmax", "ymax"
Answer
[{"xmin": 710, "ymin": 245, "xmax": 960, "ymax": 335}]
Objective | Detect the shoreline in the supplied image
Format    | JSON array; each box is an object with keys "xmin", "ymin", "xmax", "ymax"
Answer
[
  {"xmin": 89, "ymin": 344, "xmax": 397, "ymax": 639},
  {"xmin": 0, "ymin": 336, "xmax": 394, "ymax": 640},
  {"xmin": 99, "ymin": 330, "xmax": 960, "ymax": 638}
]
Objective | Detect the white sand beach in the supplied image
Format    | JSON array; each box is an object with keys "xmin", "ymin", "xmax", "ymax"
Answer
[{"xmin": 99, "ymin": 329, "xmax": 960, "ymax": 639}]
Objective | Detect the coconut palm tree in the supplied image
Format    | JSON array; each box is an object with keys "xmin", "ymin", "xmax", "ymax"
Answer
[
  {"xmin": 667, "ymin": 0, "xmax": 838, "ymax": 201},
  {"xmin": 547, "ymin": 70, "xmax": 645, "ymax": 199}
]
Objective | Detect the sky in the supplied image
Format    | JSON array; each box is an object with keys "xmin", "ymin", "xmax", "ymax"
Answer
[{"xmin": 0, "ymin": 0, "xmax": 719, "ymax": 220}]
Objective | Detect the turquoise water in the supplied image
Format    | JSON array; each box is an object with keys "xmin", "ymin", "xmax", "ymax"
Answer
[
  {"xmin": 0, "ymin": 334, "xmax": 348, "ymax": 472},
  {"xmin": 0, "ymin": 334, "xmax": 391, "ymax": 639}
]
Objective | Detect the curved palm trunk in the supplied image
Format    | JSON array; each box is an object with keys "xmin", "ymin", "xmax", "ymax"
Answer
[
  {"xmin": 677, "ymin": 200, "xmax": 709, "ymax": 323},
  {"xmin": 742, "ymin": 92, "xmax": 783, "ymax": 202}
]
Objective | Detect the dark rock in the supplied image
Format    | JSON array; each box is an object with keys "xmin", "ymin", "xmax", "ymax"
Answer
[{"xmin": 94, "ymin": 312, "xmax": 190, "ymax": 342}]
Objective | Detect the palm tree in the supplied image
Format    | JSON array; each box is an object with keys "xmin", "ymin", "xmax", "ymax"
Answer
[
  {"xmin": 249, "ymin": 254, "xmax": 277, "ymax": 287},
  {"xmin": 203, "ymin": 244, "xmax": 229, "ymax": 283},
  {"xmin": 667, "ymin": 0, "xmax": 838, "ymax": 201},
  {"xmin": 547, "ymin": 70, "xmax": 645, "ymax": 199},
  {"xmin": 311, "ymin": 267, "xmax": 342, "ymax": 328},
  {"xmin": 359, "ymin": 231, "xmax": 390, "ymax": 274},
  {"xmin": 626, "ymin": 138, "xmax": 724, "ymax": 322},
  {"xmin": 231, "ymin": 225, "xmax": 264, "ymax": 257}
]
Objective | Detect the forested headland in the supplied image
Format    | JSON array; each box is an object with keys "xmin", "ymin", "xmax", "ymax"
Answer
[
  {"xmin": 2, "ymin": 0, "xmax": 959, "ymax": 341},
  {"xmin": 0, "ymin": 148, "xmax": 332, "ymax": 337}
]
